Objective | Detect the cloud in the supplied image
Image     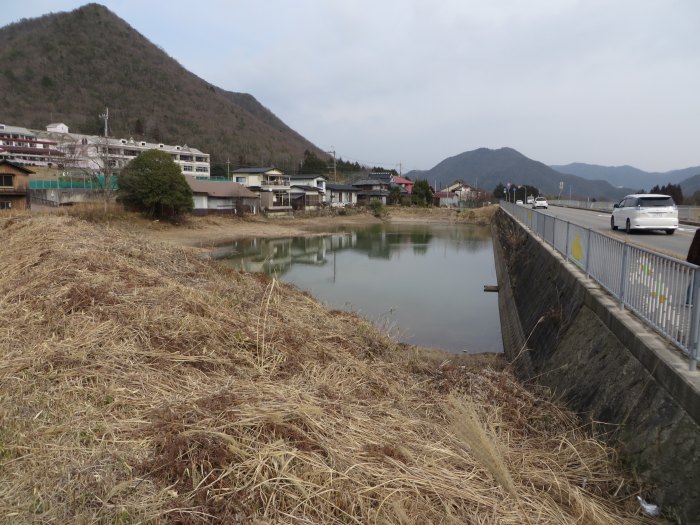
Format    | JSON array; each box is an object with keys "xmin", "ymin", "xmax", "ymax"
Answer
[{"xmin": 1, "ymin": 0, "xmax": 699, "ymax": 171}]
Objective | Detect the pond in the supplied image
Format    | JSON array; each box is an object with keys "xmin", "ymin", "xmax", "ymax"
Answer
[{"xmin": 213, "ymin": 223, "xmax": 502, "ymax": 354}]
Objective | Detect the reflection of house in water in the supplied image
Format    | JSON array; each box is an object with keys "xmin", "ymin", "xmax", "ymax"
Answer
[{"xmin": 217, "ymin": 234, "xmax": 358, "ymax": 274}]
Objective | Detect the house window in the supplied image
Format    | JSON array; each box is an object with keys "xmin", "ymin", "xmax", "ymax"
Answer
[
  {"xmin": 236, "ymin": 177, "xmax": 246, "ymax": 184},
  {"xmin": 195, "ymin": 166, "xmax": 208, "ymax": 173},
  {"xmin": 0, "ymin": 174, "xmax": 13, "ymax": 187},
  {"xmin": 0, "ymin": 201, "xmax": 11, "ymax": 209},
  {"xmin": 182, "ymin": 165, "xmax": 193, "ymax": 172},
  {"xmin": 195, "ymin": 156, "xmax": 207, "ymax": 163}
]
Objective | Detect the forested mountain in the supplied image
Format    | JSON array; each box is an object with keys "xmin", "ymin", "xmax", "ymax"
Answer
[
  {"xmin": 551, "ymin": 162, "xmax": 700, "ymax": 191},
  {"xmin": 406, "ymin": 148, "xmax": 632, "ymax": 201},
  {"xmin": 0, "ymin": 3, "xmax": 324, "ymax": 172}
]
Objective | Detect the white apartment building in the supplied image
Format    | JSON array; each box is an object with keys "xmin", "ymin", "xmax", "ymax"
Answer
[
  {"xmin": 38, "ymin": 124, "xmax": 210, "ymax": 176},
  {"xmin": 0, "ymin": 124, "xmax": 63, "ymax": 166}
]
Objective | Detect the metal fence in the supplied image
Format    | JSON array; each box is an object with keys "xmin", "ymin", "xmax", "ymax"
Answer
[{"xmin": 501, "ymin": 201, "xmax": 700, "ymax": 369}]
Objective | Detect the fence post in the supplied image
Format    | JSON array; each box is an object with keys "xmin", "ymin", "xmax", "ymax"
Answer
[
  {"xmin": 585, "ymin": 229, "xmax": 592, "ymax": 278},
  {"xmin": 565, "ymin": 221, "xmax": 570, "ymax": 261},
  {"xmin": 689, "ymin": 269, "xmax": 700, "ymax": 371},
  {"xmin": 619, "ymin": 242, "xmax": 630, "ymax": 309}
]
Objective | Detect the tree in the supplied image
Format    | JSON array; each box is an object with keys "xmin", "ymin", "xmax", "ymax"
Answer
[
  {"xmin": 388, "ymin": 185, "xmax": 402, "ymax": 205},
  {"xmin": 118, "ymin": 149, "xmax": 193, "ymax": 217},
  {"xmin": 412, "ymin": 179, "xmax": 433, "ymax": 206},
  {"xmin": 650, "ymin": 183, "xmax": 683, "ymax": 205},
  {"xmin": 493, "ymin": 183, "xmax": 506, "ymax": 200},
  {"xmin": 299, "ymin": 150, "xmax": 330, "ymax": 174}
]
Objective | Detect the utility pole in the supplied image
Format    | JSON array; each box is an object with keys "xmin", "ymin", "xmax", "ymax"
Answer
[
  {"xmin": 327, "ymin": 147, "xmax": 336, "ymax": 181},
  {"xmin": 226, "ymin": 158, "xmax": 230, "ymax": 179},
  {"xmin": 99, "ymin": 107, "xmax": 109, "ymax": 137}
]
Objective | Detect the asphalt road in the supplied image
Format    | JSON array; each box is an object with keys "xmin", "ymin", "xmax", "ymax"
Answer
[{"xmin": 518, "ymin": 204, "xmax": 697, "ymax": 260}]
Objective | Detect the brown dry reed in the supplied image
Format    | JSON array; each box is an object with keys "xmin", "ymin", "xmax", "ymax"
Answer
[{"xmin": 0, "ymin": 214, "xmax": 657, "ymax": 524}]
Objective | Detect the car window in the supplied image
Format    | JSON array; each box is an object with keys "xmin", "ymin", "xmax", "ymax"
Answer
[{"xmin": 639, "ymin": 196, "xmax": 674, "ymax": 207}]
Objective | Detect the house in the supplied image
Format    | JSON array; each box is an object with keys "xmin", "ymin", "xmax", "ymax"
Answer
[
  {"xmin": 0, "ymin": 160, "xmax": 33, "ymax": 210},
  {"xmin": 442, "ymin": 181, "xmax": 481, "ymax": 201},
  {"xmin": 288, "ymin": 173, "xmax": 327, "ymax": 202},
  {"xmin": 289, "ymin": 185, "xmax": 323, "ymax": 211},
  {"xmin": 391, "ymin": 175, "xmax": 414, "ymax": 194},
  {"xmin": 231, "ymin": 167, "xmax": 291, "ymax": 211},
  {"xmin": 433, "ymin": 191, "xmax": 459, "ymax": 207},
  {"xmin": 326, "ymin": 183, "xmax": 359, "ymax": 207},
  {"xmin": 352, "ymin": 179, "xmax": 390, "ymax": 205},
  {"xmin": 0, "ymin": 124, "xmax": 64, "ymax": 167},
  {"xmin": 39, "ymin": 124, "xmax": 210, "ymax": 176},
  {"xmin": 186, "ymin": 176, "xmax": 259, "ymax": 215}
]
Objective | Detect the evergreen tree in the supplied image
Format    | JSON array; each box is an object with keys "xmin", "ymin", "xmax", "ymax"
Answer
[
  {"xmin": 412, "ymin": 179, "xmax": 433, "ymax": 206},
  {"xmin": 119, "ymin": 149, "xmax": 193, "ymax": 217}
]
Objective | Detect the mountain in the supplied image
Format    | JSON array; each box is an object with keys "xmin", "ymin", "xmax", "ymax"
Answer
[
  {"xmin": 551, "ymin": 162, "xmax": 700, "ymax": 191},
  {"xmin": 0, "ymin": 3, "xmax": 323, "ymax": 171},
  {"xmin": 405, "ymin": 147, "xmax": 631, "ymax": 201}
]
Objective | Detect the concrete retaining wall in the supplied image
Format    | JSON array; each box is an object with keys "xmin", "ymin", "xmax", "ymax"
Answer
[{"xmin": 493, "ymin": 208, "xmax": 700, "ymax": 524}]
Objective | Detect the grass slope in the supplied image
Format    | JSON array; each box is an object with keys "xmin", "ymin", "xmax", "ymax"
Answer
[{"xmin": 0, "ymin": 212, "xmax": 657, "ymax": 523}]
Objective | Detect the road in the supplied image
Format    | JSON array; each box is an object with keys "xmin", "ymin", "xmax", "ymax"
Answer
[{"xmin": 519, "ymin": 204, "xmax": 696, "ymax": 260}]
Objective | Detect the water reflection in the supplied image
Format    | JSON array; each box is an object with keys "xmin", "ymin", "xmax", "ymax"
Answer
[{"xmin": 214, "ymin": 224, "xmax": 501, "ymax": 353}]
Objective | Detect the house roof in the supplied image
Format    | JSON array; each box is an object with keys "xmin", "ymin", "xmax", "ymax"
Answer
[
  {"xmin": 434, "ymin": 191, "xmax": 457, "ymax": 198},
  {"xmin": 352, "ymin": 179, "xmax": 387, "ymax": 187},
  {"xmin": 186, "ymin": 177, "xmax": 258, "ymax": 198},
  {"xmin": 288, "ymin": 174, "xmax": 328, "ymax": 180},
  {"xmin": 231, "ymin": 166, "xmax": 278, "ymax": 174},
  {"xmin": 358, "ymin": 190, "xmax": 389, "ymax": 197},
  {"xmin": 290, "ymin": 184, "xmax": 322, "ymax": 192},
  {"xmin": 326, "ymin": 183, "xmax": 358, "ymax": 191},
  {"xmin": 392, "ymin": 176, "xmax": 413, "ymax": 185},
  {"xmin": 0, "ymin": 159, "xmax": 35, "ymax": 174}
]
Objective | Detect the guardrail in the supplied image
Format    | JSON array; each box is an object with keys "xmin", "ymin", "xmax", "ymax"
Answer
[{"xmin": 501, "ymin": 201, "xmax": 700, "ymax": 370}]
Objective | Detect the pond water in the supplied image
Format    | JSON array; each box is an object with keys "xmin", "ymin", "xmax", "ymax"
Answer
[{"xmin": 213, "ymin": 223, "xmax": 502, "ymax": 354}]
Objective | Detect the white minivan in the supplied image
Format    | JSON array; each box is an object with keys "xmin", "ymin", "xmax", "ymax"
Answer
[{"xmin": 611, "ymin": 194, "xmax": 678, "ymax": 235}]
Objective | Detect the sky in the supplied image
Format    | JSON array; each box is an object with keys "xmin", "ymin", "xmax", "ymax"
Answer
[{"xmin": 2, "ymin": 0, "xmax": 699, "ymax": 173}]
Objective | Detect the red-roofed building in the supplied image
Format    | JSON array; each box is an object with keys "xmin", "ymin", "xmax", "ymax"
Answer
[{"xmin": 391, "ymin": 175, "xmax": 414, "ymax": 194}]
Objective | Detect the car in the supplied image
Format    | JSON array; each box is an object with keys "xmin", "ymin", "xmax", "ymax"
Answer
[
  {"xmin": 516, "ymin": 199, "xmax": 523, "ymax": 205},
  {"xmin": 610, "ymin": 194, "xmax": 678, "ymax": 235},
  {"xmin": 532, "ymin": 197, "xmax": 548, "ymax": 209},
  {"xmin": 526, "ymin": 196, "xmax": 534, "ymax": 205}
]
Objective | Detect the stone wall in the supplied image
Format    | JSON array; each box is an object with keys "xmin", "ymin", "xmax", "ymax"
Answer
[{"xmin": 493, "ymin": 208, "xmax": 700, "ymax": 524}]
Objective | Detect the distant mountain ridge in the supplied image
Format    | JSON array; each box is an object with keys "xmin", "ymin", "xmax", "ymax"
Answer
[
  {"xmin": 0, "ymin": 3, "xmax": 323, "ymax": 170},
  {"xmin": 551, "ymin": 163, "xmax": 700, "ymax": 192},
  {"xmin": 406, "ymin": 147, "xmax": 632, "ymax": 201}
]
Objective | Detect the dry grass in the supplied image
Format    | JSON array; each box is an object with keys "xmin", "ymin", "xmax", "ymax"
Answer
[
  {"xmin": 386, "ymin": 205, "xmax": 497, "ymax": 225},
  {"xmin": 0, "ymin": 214, "xmax": 657, "ymax": 524}
]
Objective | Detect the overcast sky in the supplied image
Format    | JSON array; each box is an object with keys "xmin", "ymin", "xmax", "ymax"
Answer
[{"xmin": 2, "ymin": 1, "xmax": 699, "ymax": 172}]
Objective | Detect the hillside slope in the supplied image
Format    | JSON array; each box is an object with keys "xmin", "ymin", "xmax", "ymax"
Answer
[
  {"xmin": 552, "ymin": 162, "xmax": 700, "ymax": 190},
  {"xmin": 0, "ymin": 212, "xmax": 653, "ymax": 523},
  {"xmin": 0, "ymin": 3, "xmax": 323, "ymax": 170},
  {"xmin": 407, "ymin": 148, "xmax": 631, "ymax": 200}
]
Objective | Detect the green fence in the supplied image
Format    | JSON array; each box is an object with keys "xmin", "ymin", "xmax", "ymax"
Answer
[{"xmin": 30, "ymin": 175, "xmax": 119, "ymax": 190}]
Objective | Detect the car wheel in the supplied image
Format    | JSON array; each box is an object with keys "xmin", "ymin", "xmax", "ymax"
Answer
[
  {"xmin": 666, "ymin": 229, "xmax": 675, "ymax": 235},
  {"xmin": 625, "ymin": 219, "xmax": 632, "ymax": 234},
  {"xmin": 611, "ymin": 216, "xmax": 617, "ymax": 230}
]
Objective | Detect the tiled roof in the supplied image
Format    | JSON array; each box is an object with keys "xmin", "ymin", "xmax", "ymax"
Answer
[
  {"xmin": 186, "ymin": 177, "xmax": 258, "ymax": 198},
  {"xmin": 232, "ymin": 167, "xmax": 277, "ymax": 174},
  {"xmin": 291, "ymin": 184, "xmax": 322, "ymax": 192},
  {"xmin": 326, "ymin": 183, "xmax": 358, "ymax": 191},
  {"xmin": 352, "ymin": 179, "xmax": 387, "ymax": 187},
  {"xmin": 0, "ymin": 159, "xmax": 35, "ymax": 174},
  {"xmin": 288, "ymin": 174, "xmax": 328, "ymax": 180}
]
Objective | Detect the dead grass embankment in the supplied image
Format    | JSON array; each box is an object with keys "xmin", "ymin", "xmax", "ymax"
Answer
[{"xmin": 0, "ymin": 213, "xmax": 657, "ymax": 524}]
